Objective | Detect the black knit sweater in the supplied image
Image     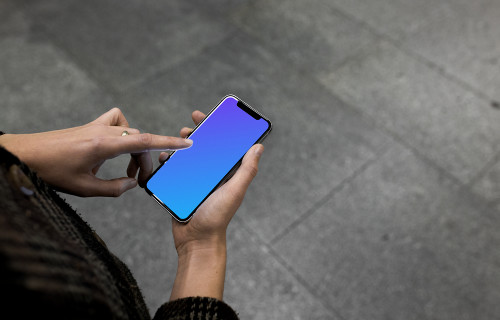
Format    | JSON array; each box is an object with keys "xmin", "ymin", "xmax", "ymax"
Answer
[{"xmin": 0, "ymin": 146, "xmax": 238, "ymax": 319}]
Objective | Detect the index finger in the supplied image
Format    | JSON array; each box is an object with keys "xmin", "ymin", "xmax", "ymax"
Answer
[{"xmin": 104, "ymin": 133, "xmax": 193, "ymax": 157}]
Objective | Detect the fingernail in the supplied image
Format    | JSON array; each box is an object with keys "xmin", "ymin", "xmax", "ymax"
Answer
[
  {"xmin": 185, "ymin": 139, "xmax": 193, "ymax": 146},
  {"xmin": 254, "ymin": 144, "xmax": 264, "ymax": 156}
]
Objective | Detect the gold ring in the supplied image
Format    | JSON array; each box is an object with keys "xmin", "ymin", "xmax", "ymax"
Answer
[{"xmin": 121, "ymin": 130, "xmax": 129, "ymax": 136}]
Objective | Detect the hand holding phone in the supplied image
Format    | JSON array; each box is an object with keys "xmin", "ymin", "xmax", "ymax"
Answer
[
  {"xmin": 146, "ymin": 95, "xmax": 272, "ymax": 222},
  {"xmin": 169, "ymin": 138, "xmax": 265, "ymax": 301},
  {"xmin": 150, "ymin": 96, "xmax": 271, "ymax": 301}
]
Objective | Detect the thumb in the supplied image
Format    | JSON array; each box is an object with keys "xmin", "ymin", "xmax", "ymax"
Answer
[
  {"xmin": 224, "ymin": 144, "xmax": 264, "ymax": 193},
  {"xmin": 83, "ymin": 176, "xmax": 138, "ymax": 197}
]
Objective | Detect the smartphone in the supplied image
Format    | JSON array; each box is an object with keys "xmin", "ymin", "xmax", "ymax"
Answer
[{"xmin": 145, "ymin": 95, "xmax": 272, "ymax": 222}]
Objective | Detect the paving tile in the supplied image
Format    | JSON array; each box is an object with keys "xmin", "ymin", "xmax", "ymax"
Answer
[
  {"xmin": 401, "ymin": 0, "xmax": 500, "ymax": 101},
  {"xmin": 0, "ymin": 33, "xmax": 113, "ymax": 133},
  {"xmin": 329, "ymin": 0, "xmax": 452, "ymax": 40},
  {"xmin": 118, "ymin": 32, "xmax": 392, "ymax": 243},
  {"xmin": 274, "ymin": 144, "xmax": 500, "ymax": 320},
  {"xmin": 231, "ymin": 0, "xmax": 378, "ymax": 77},
  {"xmin": 321, "ymin": 40, "xmax": 500, "ymax": 184},
  {"xmin": 20, "ymin": 0, "xmax": 233, "ymax": 91},
  {"xmin": 330, "ymin": 0, "xmax": 500, "ymax": 101},
  {"xmin": 471, "ymin": 157, "xmax": 500, "ymax": 202},
  {"xmin": 225, "ymin": 219, "xmax": 336, "ymax": 319},
  {"xmin": 186, "ymin": 0, "xmax": 252, "ymax": 14},
  {"xmin": 0, "ymin": 1, "xmax": 30, "ymax": 36}
]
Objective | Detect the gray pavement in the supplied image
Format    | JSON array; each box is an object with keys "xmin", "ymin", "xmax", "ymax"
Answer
[{"xmin": 1, "ymin": 1, "xmax": 500, "ymax": 319}]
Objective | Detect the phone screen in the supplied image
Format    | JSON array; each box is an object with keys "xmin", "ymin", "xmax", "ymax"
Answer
[{"xmin": 145, "ymin": 95, "xmax": 272, "ymax": 221}]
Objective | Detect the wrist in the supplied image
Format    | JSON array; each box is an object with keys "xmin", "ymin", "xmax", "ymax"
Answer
[
  {"xmin": 176, "ymin": 234, "xmax": 227, "ymax": 258},
  {"xmin": 171, "ymin": 240, "xmax": 227, "ymax": 301},
  {"xmin": 177, "ymin": 242, "xmax": 227, "ymax": 267}
]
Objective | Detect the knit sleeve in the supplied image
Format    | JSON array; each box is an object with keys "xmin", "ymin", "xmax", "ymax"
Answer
[{"xmin": 153, "ymin": 297, "xmax": 239, "ymax": 320}]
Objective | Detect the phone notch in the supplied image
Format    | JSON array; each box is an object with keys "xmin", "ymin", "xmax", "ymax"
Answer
[{"xmin": 237, "ymin": 100, "xmax": 262, "ymax": 120}]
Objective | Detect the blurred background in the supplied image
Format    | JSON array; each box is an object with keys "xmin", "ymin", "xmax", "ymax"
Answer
[{"xmin": 2, "ymin": 0, "xmax": 500, "ymax": 319}]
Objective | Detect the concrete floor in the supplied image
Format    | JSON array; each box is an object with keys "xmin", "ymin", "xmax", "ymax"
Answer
[{"xmin": 2, "ymin": 1, "xmax": 500, "ymax": 319}]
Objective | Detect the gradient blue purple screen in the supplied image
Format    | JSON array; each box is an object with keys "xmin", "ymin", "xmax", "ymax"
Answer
[{"xmin": 146, "ymin": 97, "xmax": 270, "ymax": 220}]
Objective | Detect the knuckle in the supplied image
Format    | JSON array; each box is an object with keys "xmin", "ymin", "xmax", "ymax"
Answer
[
  {"xmin": 79, "ymin": 183, "xmax": 97, "ymax": 198},
  {"xmin": 127, "ymin": 128, "xmax": 140, "ymax": 135},
  {"xmin": 111, "ymin": 107, "xmax": 122, "ymax": 115},
  {"xmin": 225, "ymin": 186, "xmax": 246, "ymax": 205},
  {"xmin": 164, "ymin": 136, "xmax": 178, "ymax": 146},
  {"xmin": 245, "ymin": 164, "xmax": 259, "ymax": 178},
  {"xmin": 111, "ymin": 185, "xmax": 123, "ymax": 198},
  {"xmin": 138, "ymin": 133, "xmax": 153, "ymax": 148},
  {"xmin": 90, "ymin": 136, "xmax": 106, "ymax": 150},
  {"xmin": 230, "ymin": 188, "xmax": 245, "ymax": 200}
]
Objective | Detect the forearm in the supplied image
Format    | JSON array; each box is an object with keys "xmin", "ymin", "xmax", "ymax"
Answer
[
  {"xmin": 170, "ymin": 240, "xmax": 227, "ymax": 301},
  {"xmin": 0, "ymin": 134, "xmax": 21, "ymax": 154},
  {"xmin": 0, "ymin": 132, "xmax": 68, "ymax": 179},
  {"xmin": 0, "ymin": 133, "xmax": 51, "ymax": 166}
]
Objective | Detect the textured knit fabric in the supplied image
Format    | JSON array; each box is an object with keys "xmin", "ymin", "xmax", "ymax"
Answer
[{"xmin": 0, "ymin": 146, "xmax": 238, "ymax": 320}]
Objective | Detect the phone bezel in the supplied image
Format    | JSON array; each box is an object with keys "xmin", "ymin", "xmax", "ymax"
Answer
[{"xmin": 145, "ymin": 94, "xmax": 272, "ymax": 222}]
